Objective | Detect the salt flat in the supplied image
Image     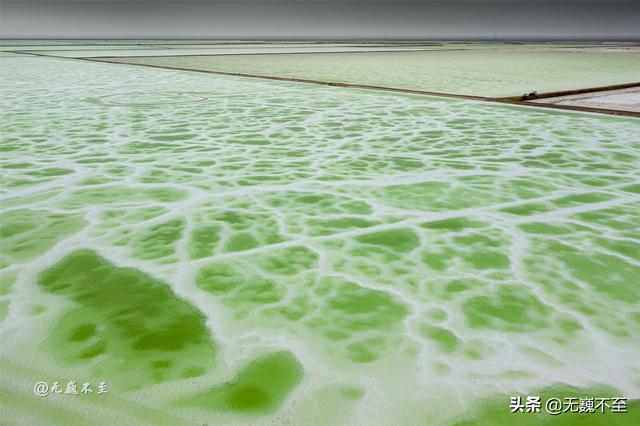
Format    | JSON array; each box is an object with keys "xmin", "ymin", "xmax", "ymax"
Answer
[
  {"xmin": 1, "ymin": 46, "xmax": 639, "ymax": 425},
  {"xmin": 532, "ymin": 87, "xmax": 640, "ymax": 113}
]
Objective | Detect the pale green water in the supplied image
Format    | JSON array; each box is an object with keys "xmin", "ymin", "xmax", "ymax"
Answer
[
  {"xmin": 0, "ymin": 53, "xmax": 639, "ymax": 425},
  {"xmin": 107, "ymin": 49, "xmax": 640, "ymax": 97},
  {"xmin": 0, "ymin": 41, "xmax": 444, "ymax": 54},
  {"xmin": 0, "ymin": 42, "xmax": 597, "ymax": 59},
  {"xmin": 15, "ymin": 46, "xmax": 451, "ymax": 58}
]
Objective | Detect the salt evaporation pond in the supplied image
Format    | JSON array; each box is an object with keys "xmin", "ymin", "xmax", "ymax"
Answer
[
  {"xmin": 105, "ymin": 49, "xmax": 640, "ymax": 97},
  {"xmin": 1, "ymin": 52, "xmax": 639, "ymax": 425}
]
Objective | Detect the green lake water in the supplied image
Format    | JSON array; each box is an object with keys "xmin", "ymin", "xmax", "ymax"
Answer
[{"xmin": 0, "ymin": 50, "xmax": 639, "ymax": 425}]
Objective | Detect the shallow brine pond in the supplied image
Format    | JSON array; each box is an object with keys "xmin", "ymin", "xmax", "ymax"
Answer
[{"xmin": 1, "ymin": 52, "xmax": 639, "ymax": 425}]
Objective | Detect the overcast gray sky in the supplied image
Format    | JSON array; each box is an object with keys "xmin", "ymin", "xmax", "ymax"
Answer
[{"xmin": 1, "ymin": 1, "xmax": 639, "ymax": 39}]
